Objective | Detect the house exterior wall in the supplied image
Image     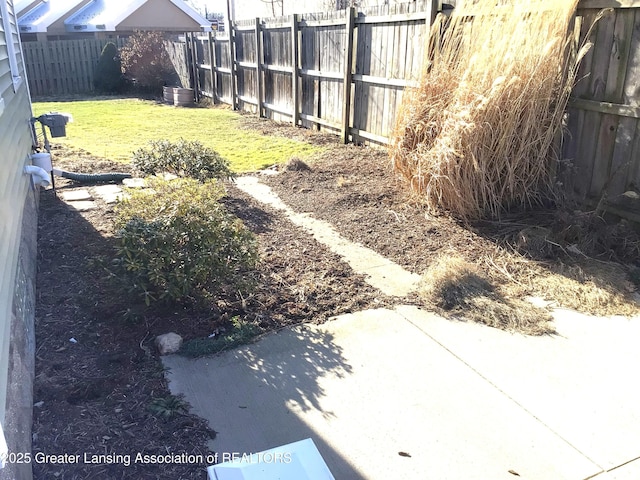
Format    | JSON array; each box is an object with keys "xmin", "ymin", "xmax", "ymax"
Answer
[
  {"xmin": 45, "ymin": 0, "xmax": 92, "ymax": 35},
  {"xmin": 118, "ymin": 0, "xmax": 207, "ymax": 31},
  {"xmin": 0, "ymin": 1, "xmax": 37, "ymax": 479}
]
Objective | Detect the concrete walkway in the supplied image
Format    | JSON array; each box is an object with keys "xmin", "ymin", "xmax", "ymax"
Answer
[
  {"xmin": 164, "ymin": 305, "xmax": 640, "ymax": 480},
  {"xmin": 163, "ymin": 176, "xmax": 640, "ymax": 479}
]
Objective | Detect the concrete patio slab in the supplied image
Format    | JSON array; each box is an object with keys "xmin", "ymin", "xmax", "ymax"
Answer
[
  {"xmin": 122, "ymin": 177, "xmax": 146, "ymax": 188},
  {"xmin": 395, "ymin": 304, "xmax": 640, "ymax": 471},
  {"xmin": 590, "ymin": 457, "xmax": 640, "ymax": 480},
  {"xmin": 164, "ymin": 308, "xmax": 600, "ymax": 480}
]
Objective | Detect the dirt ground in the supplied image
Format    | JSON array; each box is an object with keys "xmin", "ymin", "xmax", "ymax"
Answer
[{"xmin": 33, "ymin": 116, "xmax": 640, "ymax": 479}]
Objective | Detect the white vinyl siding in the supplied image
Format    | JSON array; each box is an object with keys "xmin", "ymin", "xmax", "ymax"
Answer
[
  {"xmin": 0, "ymin": 0, "xmax": 33, "ymax": 424},
  {"xmin": 0, "ymin": 0, "xmax": 23, "ymax": 91},
  {"xmin": 0, "ymin": 5, "xmax": 10, "ymax": 94}
]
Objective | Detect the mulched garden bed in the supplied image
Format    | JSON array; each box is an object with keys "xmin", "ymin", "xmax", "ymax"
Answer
[
  {"xmin": 33, "ymin": 143, "xmax": 392, "ymax": 479},
  {"xmin": 33, "ymin": 117, "xmax": 639, "ymax": 479}
]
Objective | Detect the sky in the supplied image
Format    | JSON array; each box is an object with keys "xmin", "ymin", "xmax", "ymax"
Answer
[{"xmin": 185, "ymin": 0, "xmax": 228, "ymax": 15}]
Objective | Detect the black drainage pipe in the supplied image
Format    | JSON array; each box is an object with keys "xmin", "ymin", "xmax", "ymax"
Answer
[{"xmin": 52, "ymin": 168, "xmax": 132, "ymax": 184}]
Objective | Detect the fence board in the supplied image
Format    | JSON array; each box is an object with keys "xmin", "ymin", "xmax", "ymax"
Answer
[
  {"xmin": 564, "ymin": 4, "xmax": 640, "ymax": 216},
  {"xmin": 630, "ymin": 122, "xmax": 640, "ymax": 188},
  {"xmin": 291, "ymin": 14, "xmax": 300, "ymax": 125},
  {"xmin": 624, "ymin": 9, "xmax": 640, "ymax": 107},
  {"xmin": 589, "ymin": 113, "xmax": 620, "ymax": 197},
  {"xmin": 608, "ymin": 117, "xmax": 638, "ymax": 194},
  {"xmin": 164, "ymin": 41, "xmax": 185, "ymax": 88},
  {"xmin": 341, "ymin": 8, "xmax": 355, "ymax": 142},
  {"xmin": 605, "ymin": 9, "xmax": 634, "ymax": 102}
]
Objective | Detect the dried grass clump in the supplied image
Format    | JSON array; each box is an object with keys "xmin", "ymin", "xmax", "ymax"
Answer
[
  {"xmin": 420, "ymin": 256, "xmax": 554, "ymax": 335},
  {"xmin": 515, "ymin": 261, "xmax": 640, "ymax": 317},
  {"xmin": 553, "ymin": 210, "xmax": 640, "ymax": 260},
  {"xmin": 391, "ymin": 0, "xmax": 591, "ymax": 220}
]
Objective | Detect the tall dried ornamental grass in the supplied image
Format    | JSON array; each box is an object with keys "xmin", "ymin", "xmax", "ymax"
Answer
[{"xmin": 391, "ymin": 0, "xmax": 591, "ymax": 219}]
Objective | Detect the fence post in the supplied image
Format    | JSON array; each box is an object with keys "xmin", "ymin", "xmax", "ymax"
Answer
[
  {"xmin": 426, "ymin": 0, "xmax": 438, "ymax": 27},
  {"xmin": 255, "ymin": 17, "xmax": 263, "ymax": 118},
  {"xmin": 341, "ymin": 7, "xmax": 356, "ymax": 144},
  {"xmin": 291, "ymin": 13, "xmax": 300, "ymax": 127},
  {"xmin": 231, "ymin": 27, "xmax": 239, "ymax": 109},
  {"xmin": 189, "ymin": 32, "xmax": 200, "ymax": 102},
  {"xmin": 207, "ymin": 30, "xmax": 217, "ymax": 102},
  {"xmin": 226, "ymin": 0, "xmax": 238, "ymax": 110},
  {"xmin": 185, "ymin": 32, "xmax": 193, "ymax": 89}
]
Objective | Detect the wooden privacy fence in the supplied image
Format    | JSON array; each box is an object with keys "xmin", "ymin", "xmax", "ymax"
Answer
[
  {"xmin": 188, "ymin": 0, "xmax": 439, "ymax": 145},
  {"xmin": 564, "ymin": 0, "xmax": 640, "ymax": 219},
  {"xmin": 23, "ymin": 38, "xmax": 126, "ymax": 96},
  {"xmin": 23, "ymin": 37, "xmax": 192, "ymax": 96},
  {"xmin": 186, "ymin": 0, "xmax": 640, "ymax": 218}
]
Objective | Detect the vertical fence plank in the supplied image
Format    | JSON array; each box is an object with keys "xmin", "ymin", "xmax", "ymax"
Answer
[
  {"xmin": 291, "ymin": 13, "xmax": 300, "ymax": 126},
  {"xmin": 314, "ymin": 18, "xmax": 321, "ymax": 130},
  {"xmin": 426, "ymin": 0, "xmax": 438, "ymax": 26},
  {"xmin": 255, "ymin": 17, "xmax": 263, "ymax": 117},
  {"xmin": 231, "ymin": 26, "xmax": 238, "ymax": 109},
  {"xmin": 185, "ymin": 33, "xmax": 192, "ymax": 90},
  {"xmin": 629, "ymin": 121, "xmax": 640, "ymax": 189},
  {"xmin": 342, "ymin": 7, "xmax": 355, "ymax": 143},
  {"xmin": 208, "ymin": 31, "xmax": 216, "ymax": 101},
  {"xmin": 190, "ymin": 32, "xmax": 200, "ymax": 101}
]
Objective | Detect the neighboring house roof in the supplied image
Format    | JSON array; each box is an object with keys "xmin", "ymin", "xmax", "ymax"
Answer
[
  {"xmin": 15, "ymin": 0, "xmax": 43, "ymax": 17},
  {"xmin": 18, "ymin": 0, "xmax": 211, "ymax": 35},
  {"xmin": 65, "ymin": 0, "xmax": 210, "ymax": 32},
  {"xmin": 18, "ymin": 0, "xmax": 88, "ymax": 33}
]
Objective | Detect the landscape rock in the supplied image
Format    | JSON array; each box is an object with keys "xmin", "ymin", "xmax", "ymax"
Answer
[
  {"xmin": 61, "ymin": 189, "xmax": 92, "ymax": 202},
  {"xmin": 155, "ymin": 332, "xmax": 183, "ymax": 355},
  {"xmin": 122, "ymin": 178, "xmax": 146, "ymax": 188},
  {"xmin": 65, "ymin": 200, "xmax": 97, "ymax": 211},
  {"xmin": 92, "ymin": 184, "xmax": 124, "ymax": 204}
]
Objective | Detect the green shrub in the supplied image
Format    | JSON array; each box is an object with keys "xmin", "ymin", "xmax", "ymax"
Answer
[
  {"xmin": 149, "ymin": 395, "xmax": 188, "ymax": 419},
  {"xmin": 132, "ymin": 139, "xmax": 233, "ymax": 182},
  {"xmin": 180, "ymin": 317, "xmax": 260, "ymax": 358},
  {"xmin": 120, "ymin": 31, "xmax": 176, "ymax": 92},
  {"xmin": 93, "ymin": 42, "xmax": 127, "ymax": 93},
  {"xmin": 113, "ymin": 177, "xmax": 257, "ymax": 305}
]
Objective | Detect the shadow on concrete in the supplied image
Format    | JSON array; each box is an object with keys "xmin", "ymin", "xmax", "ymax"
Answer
[
  {"xmin": 164, "ymin": 324, "xmax": 366, "ymax": 478},
  {"xmin": 237, "ymin": 326, "xmax": 352, "ymax": 415}
]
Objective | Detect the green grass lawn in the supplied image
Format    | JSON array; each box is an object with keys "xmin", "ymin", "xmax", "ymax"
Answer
[{"xmin": 32, "ymin": 98, "xmax": 319, "ymax": 172}]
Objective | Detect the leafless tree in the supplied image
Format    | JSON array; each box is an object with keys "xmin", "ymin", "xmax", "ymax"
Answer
[
  {"xmin": 259, "ymin": 0, "xmax": 284, "ymax": 16},
  {"xmin": 321, "ymin": 0, "xmax": 362, "ymax": 9}
]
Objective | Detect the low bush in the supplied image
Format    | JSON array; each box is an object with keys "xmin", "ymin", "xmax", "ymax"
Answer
[
  {"xmin": 113, "ymin": 177, "xmax": 257, "ymax": 305},
  {"xmin": 93, "ymin": 42, "xmax": 127, "ymax": 93},
  {"xmin": 120, "ymin": 31, "xmax": 176, "ymax": 92},
  {"xmin": 179, "ymin": 317, "xmax": 260, "ymax": 358},
  {"xmin": 132, "ymin": 139, "xmax": 233, "ymax": 182}
]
